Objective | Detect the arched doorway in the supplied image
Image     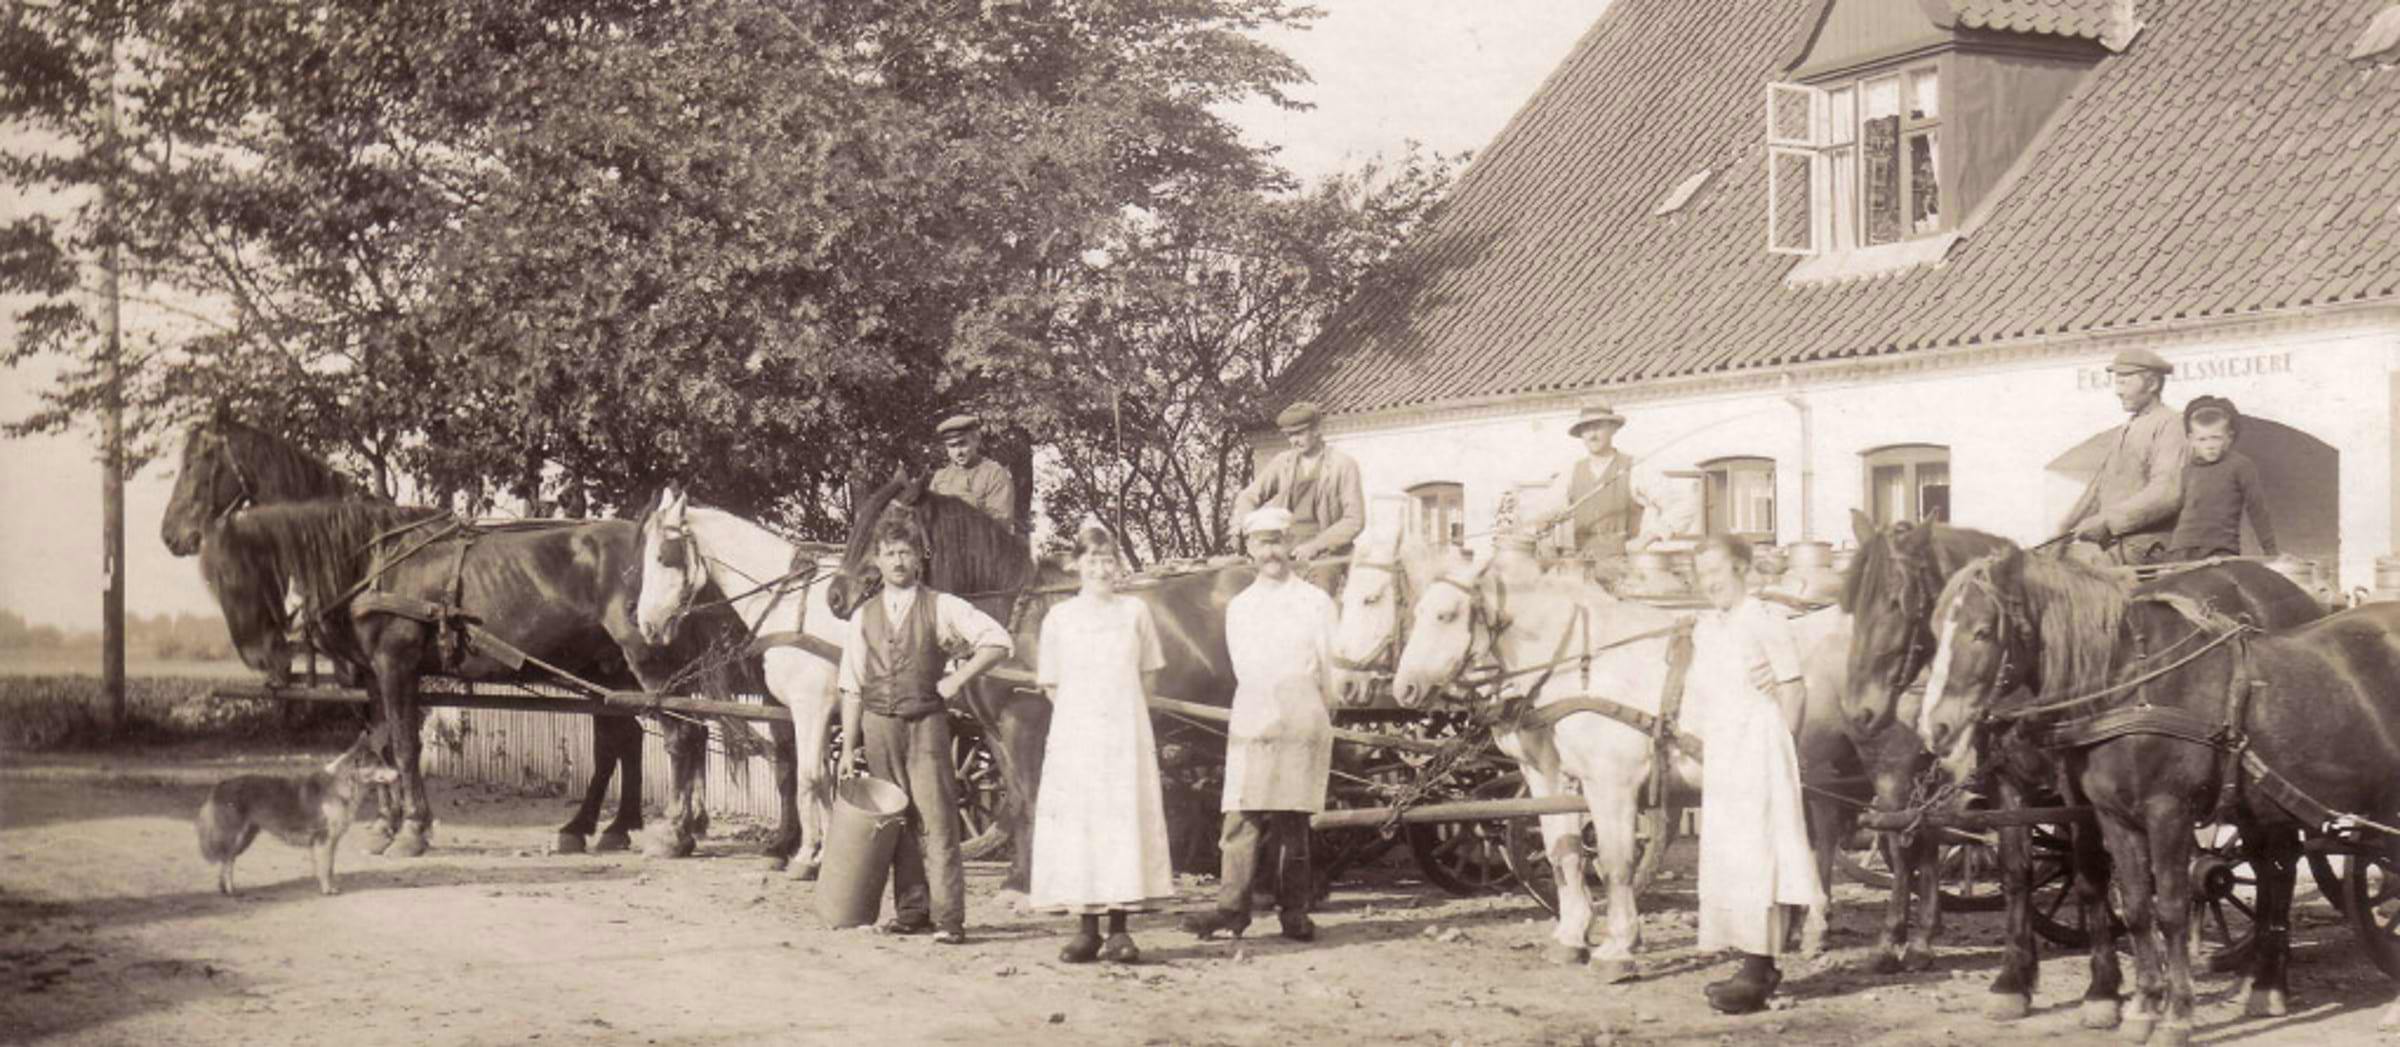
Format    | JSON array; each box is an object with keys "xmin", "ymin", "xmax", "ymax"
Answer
[{"xmin": 2045, "ymin": 414, "xmax": 2338, "ymax": 565}]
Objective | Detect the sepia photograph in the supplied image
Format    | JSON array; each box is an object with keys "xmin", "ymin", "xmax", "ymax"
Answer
[{"xmin": 4, "ymin": 1, "xmax": 2399, "ymax": 1044}]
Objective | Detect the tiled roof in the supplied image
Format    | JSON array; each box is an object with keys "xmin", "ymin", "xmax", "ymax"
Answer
[
  {"xmin": 1952, "ymin": 0, "xmax": 2133, "ymax": 45},
  {"xmin": 1275, "ymin": 0, "xmax": 2400, "ymax": 420}
]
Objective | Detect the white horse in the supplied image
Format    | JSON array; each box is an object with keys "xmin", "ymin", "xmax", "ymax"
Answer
[
  {"xmin": 1386, "ymin": 550, "xmax": 1847, "ymax": 980},
  {"xmin": 634, "ymin": 487, "xmax": 850, "ymax": 879}
]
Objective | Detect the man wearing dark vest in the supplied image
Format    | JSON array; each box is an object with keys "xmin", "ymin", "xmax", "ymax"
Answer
[
  {"xmin": 836, "ymin": 514, "xmax": 1014, "ymax": 944},
  {"xmin": 1531, "ymin": 404, "xmax": 1648, "ymax": 565}
]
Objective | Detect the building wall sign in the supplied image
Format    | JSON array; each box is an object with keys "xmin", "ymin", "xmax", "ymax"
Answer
[{"xmin": 2074, "ymin": 350, "xmax": 2293, "ymax": 390}]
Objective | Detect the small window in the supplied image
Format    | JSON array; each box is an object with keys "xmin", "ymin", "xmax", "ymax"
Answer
[
  {"xmin": 1765, "ymin": 63, "xmax": 1945, "ymax": 256},
  {"xmin": 1408, "ymin": 481, "xmax": 1465, "ymax": 547},
  {"xmin": 1700, "ymin": 457, "xmax": 1776, "ymax": 540},
  {"xmin": 1864, "ymin": 444, "xmax": 1951, "ymax": 526}
]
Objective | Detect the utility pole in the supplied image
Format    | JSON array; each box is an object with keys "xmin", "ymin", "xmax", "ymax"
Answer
[{"xmin": 99, "ymin": 34, "xmax": 126, "ymax": 731}]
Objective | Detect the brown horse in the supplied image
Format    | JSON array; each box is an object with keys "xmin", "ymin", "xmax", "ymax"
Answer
[
  {"xmin": 1840, "ymin": 514, "xmax": 2123, "ymax": 1020},
  {"xmin": 165, "ymin": 419, "xmax": 801, "ymax": 858},
  {"xmin": 203, "ymin": 499, "xmax": 762, "ymax": 858},
  {"xmin": 1918, "ymin": 551, "xmax": 2329, "ymax": 1042},
  {"xmin": 826, "ymin": 475, "xmax": 1258, "ymax": 895}
]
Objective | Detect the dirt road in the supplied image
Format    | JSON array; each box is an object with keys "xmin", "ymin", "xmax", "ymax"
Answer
[{"xmin": 3, "ymin": 746, "xmax": 2392, "ymax": 1046}]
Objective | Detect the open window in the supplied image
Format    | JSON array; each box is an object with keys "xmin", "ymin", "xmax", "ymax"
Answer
[
  {"xmin": 1864, "ymin": 444, "xmax": 1950, "ymax": 526},
  {"xmin": 1701, "ymin": 457, "xmax": 1777, "ymax": 541},
  {"xmin": 1766, "ymin": 63, "xmax": 1944, "ymax": 256}
]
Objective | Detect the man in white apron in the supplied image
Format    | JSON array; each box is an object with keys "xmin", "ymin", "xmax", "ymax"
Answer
[
  {"xmin": 1689, "ymin": 534, "xmax": 1823, "ymax": 1014},
  {"xmin": 1182, "ymin": 507, "xmax": 1340, "ymax": 942}
]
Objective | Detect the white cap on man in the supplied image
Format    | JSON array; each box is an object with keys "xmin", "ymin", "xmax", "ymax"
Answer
[{"xmin": 1242, "ymin": 506, "xmax": 1295, "ymax": 537}]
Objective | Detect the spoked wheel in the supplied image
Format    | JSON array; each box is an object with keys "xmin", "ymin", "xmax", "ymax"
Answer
[
  {"xmin": 951, "ymin": 720, "xmax": 1006, "ymax": 846},
  {"xmin": 2027, "ymin": 824, "xmax": 2117, "ymax": 949},
  {"xmin": 1838, "ymin": 829, "xmax": 2010, "ymax": 914},
  {"xmin": 2192, "ymin": 824, "xmax": 2265, "ymax": 972},
  {"xmin": 2341, "ymin": 844, "xmax": 2400, "ymax": 981},
  {"xmin": 1499, "ymin": 787, "xmax": 1674, "ymax": 916},
  {"xmin": 1408, "ymin": 773, "xmax": 1523, "ymax": 896}
]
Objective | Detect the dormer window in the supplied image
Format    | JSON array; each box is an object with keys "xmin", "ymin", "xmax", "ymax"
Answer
[{"xmin": 1767, "ymin": 63, "xmax": 1946, "ymax": 256}]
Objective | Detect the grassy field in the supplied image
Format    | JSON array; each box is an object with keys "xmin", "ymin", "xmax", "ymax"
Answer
[{"xmin": 0, "ymin": 651, "xmax": 342, "ymax": 751}]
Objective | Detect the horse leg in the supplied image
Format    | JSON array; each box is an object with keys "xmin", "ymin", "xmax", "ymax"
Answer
[
  {"xmin": 599, "ymin": 715, "xmax": 645, "ymax": 852},
  {"xmin": 1985, "ymin": 778, "xmax": 2038, "ymax": 1020},
  {"xmin": 2147, "ymin": 806, "xmax": 2201, "ymax": 1047},
  {"xmin": 784, "ymin": 678, "xmax": 838, "ymax": 882},
  {"xmin": 555, "ymin": 714, "xmax": 619, "ymax": 854},
  {"xmin": 1522, "ymin": 756, "xmax": 1593, "ymax": 966},
  {"xmin": 2239, "ymin": 822, "xmax": 2299, "ymax": 1019},
  {"xmin": 1581, "ymin": 772, "xmax": 1645, "ymax": 984},
  {"xmin": 371, "ymin": 625, "xmax": 434, "ymax": 858},
  {"xmin": 2099, "ymin": 811, "xmax": 2163, "ymax": 1045},
  {"xmin": 1904, "ymin": 829, "xmax": 1942, "ymax": 971},
  {"xmin": 2074, "ymin": 815, "xmax": 2127, "ymax": 1029},
  {"xmin": 965, "ymin": 679, "xmax": 1049, "ymax": 903},
  {"xmin": 639, "ymin": 714, "xmax": 707, "ymax": 858}
]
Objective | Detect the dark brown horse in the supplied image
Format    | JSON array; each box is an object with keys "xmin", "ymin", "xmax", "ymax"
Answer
[
  {"xmin": 165, "ymin": 419, "xmax": 803, "ymax": 858},
  {"xmin": 1840, "ymin": 514, "xmax": 2124, "ymax": 1022},
  {"xmin": 827, "ymin": 475, "xmax": 1253, "ymax": 896},
  {"xmin": 203, "ymin": 499, "xmax": 763, "ymax": 858},
  {"xmin": 1917, "ymin": 551, "xmax": 2340, "ymax": 1043}
]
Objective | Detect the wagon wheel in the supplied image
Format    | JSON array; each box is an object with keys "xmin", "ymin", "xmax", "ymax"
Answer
[
  {"xmin": 951, "ymin": 722, "xmax": 1005, "ymax": 849},
  {"xmin": 1408, "ymin": 773, "xmax": 1523, "ymax": 896},
  {"xmin": 2340, "ymin": 844, "xmax": 2400, "ymax": 981},
  {"xmin": 2025, "ymin": 824, "xmax": 2112, "ymax": 948},
  {"xmin": 1835, "ymin": 830, "xmax": 2010, "ymax": 914},
  {"xmin": 1311, "ymin": 751, "xmax": 1415, "ymax": 889},
  {"xmin": 2192, "ymin": 825, "xmax": 2265, "ymax": 972},
  {"xmin": 1499, "ymin": 787, "xmax": 1676, "ymax": 917}
]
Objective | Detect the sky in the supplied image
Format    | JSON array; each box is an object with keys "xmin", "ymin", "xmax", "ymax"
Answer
[{"xmin": 0, "ymin": 0, "xmax": 1612, "ymax": 632}]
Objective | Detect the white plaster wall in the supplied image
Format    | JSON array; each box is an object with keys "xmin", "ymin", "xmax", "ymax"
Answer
[{"xmin": 1326, "ymin": 321, "xmax": 2397, "ymax": 590}]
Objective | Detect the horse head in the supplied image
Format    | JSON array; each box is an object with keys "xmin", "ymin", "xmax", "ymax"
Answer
[
  {"xmin": 1840, "ymin": 510, "xmax": 1937, "ymax": 735},
  {"xmin": 163, "ymin": 418, "xmax": 246, "ymax": 556},
  {"xmin": 1330, "ymin": 526, "xmax": 1410, "ymax": 705},
  {"xmin": 636, "ymin": 486, "xmax": 708, "ymax": 646},
  {"xmin": 1917, "ymin": 549, "xmax": 2032, "ymax": 780},
  {"xmin": 1390, "ymin": 551, "xmax": 1495, "ymax": 709}
]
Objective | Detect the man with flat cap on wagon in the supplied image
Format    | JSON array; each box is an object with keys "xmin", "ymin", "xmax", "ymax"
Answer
[
  {"xmin": 1230, "ymin": 401, "xmax": 1364, "ymax": 589},
  {"xmin": 2061, "ymin": 348, "xmax": 2187, "ymax": 567},
  {"xmin": 930, "ymin": 414, "xmax": 1017, "ymax": 529}
]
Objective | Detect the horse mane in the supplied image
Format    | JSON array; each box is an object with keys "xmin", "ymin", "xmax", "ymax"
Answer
[
  {"xmin": 205, "ymin": 416, "xmax": 363, "ymax": 501},
  {"xmin": 1842, "ymin": 521, "xmax": 2013, "ymax": 616},
  {"xmin": 1958, "ymin": 551, "xmax": 2128, "ymax": 699},
  {"xmin": 216, "ymin": 501, "xmax": 448, "ymax": 616},
  {"xmin": 849, "ymin": 476, "xmax": 1035, "ymax": 596}
]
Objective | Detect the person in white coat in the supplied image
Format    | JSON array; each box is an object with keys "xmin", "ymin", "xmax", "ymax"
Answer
[
  {"xmin": 1182, "ymin": 506, "xmax": 1340, "ymax": 943},
  {"xmin": 1689, "ymin": 533, "xmax": 1824, "ymax": 1015},
  {"xmin": 1032, "ymin": 520, "xmax": 1176, "ymax": 964}
]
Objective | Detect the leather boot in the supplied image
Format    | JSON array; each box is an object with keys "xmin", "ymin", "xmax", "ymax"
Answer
[{"xmin": 1704, "ymin": 954, "xmax": 1782, "ymax": 1015}]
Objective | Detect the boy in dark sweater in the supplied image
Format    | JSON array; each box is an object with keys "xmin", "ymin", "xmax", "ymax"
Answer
[{"xmin": 2167, "ymin": 396, "xmax": 2276, "ymax": 561}]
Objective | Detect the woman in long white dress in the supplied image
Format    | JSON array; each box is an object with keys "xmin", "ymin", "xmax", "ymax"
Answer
[{"xmin": 1031, "ymin": 521, "xmax": 1175, "ymax": 964}]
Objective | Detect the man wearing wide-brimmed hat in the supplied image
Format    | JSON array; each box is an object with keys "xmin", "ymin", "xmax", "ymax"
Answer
[
  {"xmin": 2061, "ymin": 348, "xmax": 2186, "ymax": 567},
  {"xmin": 1230, "ymin": 402, "xmax": 1364, "ymax": 572},
  {"xmin": 1530, "ymin": 403, "xmax": 1650, "ymax": 564},
  {"xmin": 930, "ymin": 414, "xmax": 1016, "ymax": 528}
]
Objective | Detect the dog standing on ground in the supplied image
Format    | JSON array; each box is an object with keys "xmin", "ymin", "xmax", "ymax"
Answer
[{"xmin": 197, "ymin": 730, "xmax": 400, "ymax": 896}]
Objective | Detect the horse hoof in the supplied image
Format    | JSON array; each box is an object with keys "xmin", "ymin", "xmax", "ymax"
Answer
[
  {"xmin": 1899, "ymin": 949, "xmax": 1936, "ymax": 974},
  {"xmin": 1543, "ymin": 944, "xmax": 1590, "ymax": 967},
  {"xmin": 594, "ymin": 830, "xmax": 633, "ymax": 853},
  {"xmin": 787, "ymin": 861, "xmax": 821, "ymax": 883},
  {"xmin": 1589, "ymin": 958, "xmax": 1638, "ymax": 984},
  {"xmin": 554, "ymin": 833, "xmax": 587, "ymax": 855},
  {"xmin": 2079, "ymin": 997, "xmax": 2123, "ymax": 1030},
  {"xmin": 1982, "ymin": 993, "xmax": 2032, "ymax": 1021},
  {"xmin": 1869, "ymin": 952, "xmax": 1903, "ymax": 975},
  {"xmin": 389, "ymin": 829, "xmax": 429, "ymax": 858},
  {"xmin": 995, "ymin": 889, "xmax": 1030, "ymax": 915},
  {"xmin": 361, "ymin": 828, "xmax": 395, "ymax": 855},
  {"xmin": 2243, "ymin": 987, "xmax": 2288, "ymax": 1018},
  {"xmin": 764, "ymin": 853, "xmax": 790, "ymax": 872},
  {"xmin": 2150, "ymin": 1021, "xmax": 2192, "ymax": 1047}
]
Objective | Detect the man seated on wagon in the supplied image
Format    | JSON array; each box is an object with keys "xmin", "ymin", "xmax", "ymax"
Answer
[
  {"xmin": 2061, "ymin": 349, "xmax": 2186, "ymax": 567},
  {"xmin": 929, "ymin": 414, "xmax": 1017, "ymax": 530},
  {"xmin": 1230, "ymin": 402, "xmax": 1364, "ymax": 591},
  {"xmin": 1524, "ymin": 404, "xmax": 1680, "ymax": 588}
]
